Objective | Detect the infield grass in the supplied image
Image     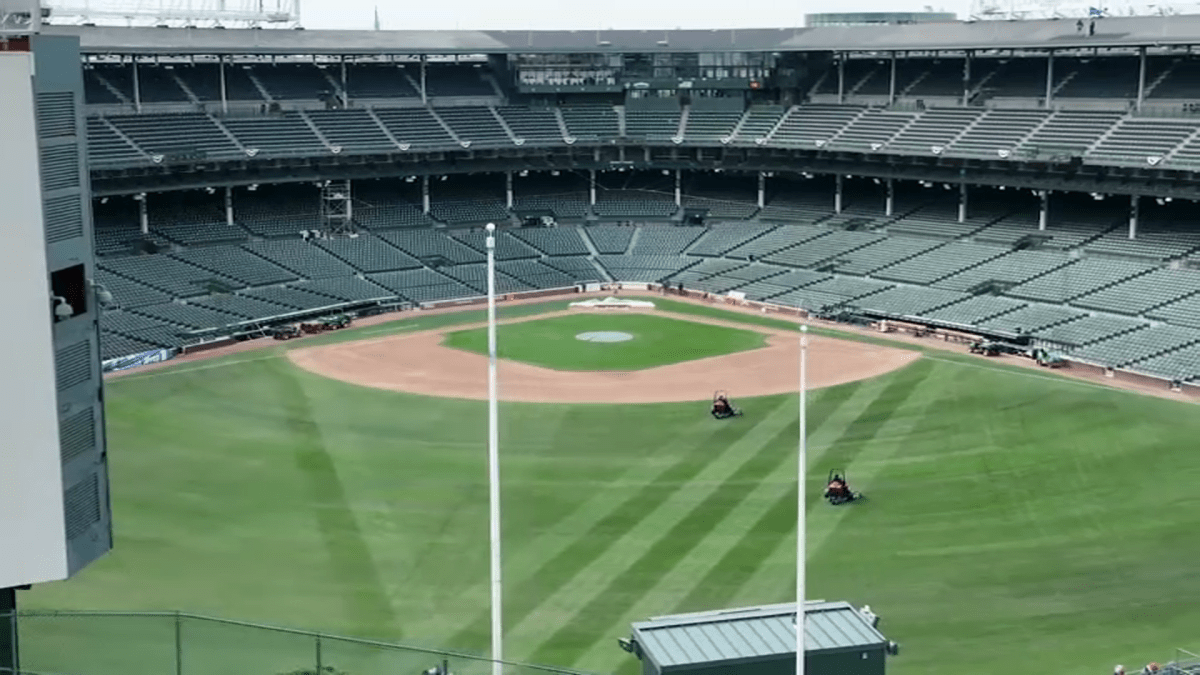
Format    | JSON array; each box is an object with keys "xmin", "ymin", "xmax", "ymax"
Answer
[
  {"xmin": 442, "ymin": 312, "xmax": 767, "ymax": 370},
  {"xmin": 20, "ymin": 303, "xmax": 1200, "ymax": 675}
]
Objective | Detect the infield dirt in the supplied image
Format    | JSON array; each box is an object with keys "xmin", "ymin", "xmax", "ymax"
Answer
[{"xmin": 286, "ymin": 309, "xmax": 921, "ymax": 403}]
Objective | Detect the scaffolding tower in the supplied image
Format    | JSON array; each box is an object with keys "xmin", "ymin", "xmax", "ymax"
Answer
[{"xmin": 320, "ymin": 179, "xmax": 356, "ymax": 236}]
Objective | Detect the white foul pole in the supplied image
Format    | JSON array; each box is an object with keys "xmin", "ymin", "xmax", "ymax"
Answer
[
  {"xmin": 485, "ymin": 222, "xmax": 503, "ymax": 675},
  {"xmin": 797, "ymin": 324, "xmax": 808, "ymax": 675}
]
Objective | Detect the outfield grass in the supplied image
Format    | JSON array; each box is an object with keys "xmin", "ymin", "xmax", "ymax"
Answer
[
  {"xmin": 443, "ymin": 313, "xmax": 767, "ymax": 370},
  {"xmin": 21, "ymin": 303, "xmax": 1200, "ymax": 675}
]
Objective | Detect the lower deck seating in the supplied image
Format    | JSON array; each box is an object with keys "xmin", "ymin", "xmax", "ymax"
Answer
[{"xmin": 92, "ymin": 214, "xmax": 1200, "ymax": 381}]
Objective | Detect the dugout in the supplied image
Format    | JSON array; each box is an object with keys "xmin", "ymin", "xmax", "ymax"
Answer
[{"xmin": 622, "ymin": 601, "xmax": 896, "ymax": 675}]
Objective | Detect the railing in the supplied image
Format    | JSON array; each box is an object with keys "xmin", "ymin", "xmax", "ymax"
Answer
[{"xmin": 9, "ymin": 611, "xmax": 594, "ymax": 675}]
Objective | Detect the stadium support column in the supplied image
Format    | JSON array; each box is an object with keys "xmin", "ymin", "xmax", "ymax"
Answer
[
  {"xmin": 1045, "ymin": 50, "xmax": 1054, "ymax": 109},
  {"xmin": 219, "ymin": 56, "xmax": 229, "ymax": 115},
  {"xmin": 674, "ymin": 169, "xmax": 681, "ymax": 207},
  {"xmin": 225, "ymin": 187, "xmax": 234, "ymax": 226},
  {"xmin": 837, "ymin": 53, "xmax": 845, "ymax": 104},
  {"xmin": 421, "ymin": 176, "xmax": 431, "ymax": 214},
  {"xmin": 963, "ymin": 51, "xmax": 972, "ymax": 106},
  {"xmin": 1039, "ymin": 191, "xmax": 1049, "ymax": 231},
  {"xmin": 589, "ymin": 170, "xmax": 597, "ymax": 207},
  {"xmin": 958, "ymin": 183, "xmax": 968, "ymax": 223},
  {"xmin": 1129, "ymin": 195, "xmax": 1139, "ymax": 239},
  {"xmin": 131, "ymin": 58, "xmax": 142, "ymax": 114},
  {"xmin": 137, "ymin": 193, "xmax": 148, "ymax": 234},
  {"xmin": 757, "ymin": 172, "xmax": 766, "ymax": 208},
  {"xmin": 419, "ymin": 56, "xmax": 428, "ymax": 104},
  {"xmin": 340, "ymin": 56, "xmax": 349, "ymax": 107},
  {"xmin": 505, "ymin": 172, "xmax": 513, "ymax": 210},
  {"xmin": 888, "ymin": 52, "xmax": 897, "ymax": 105},
  {"xmin": 885, "ymin": 179, "xmax": 894, "ymax": 216},
  {"xmin": 834, "ymin": 174, "xmax": 843, "ymax": 214},
  {"xmin": 1137, "ymin": 47, "xmax": 1147, "ymax": 111}
]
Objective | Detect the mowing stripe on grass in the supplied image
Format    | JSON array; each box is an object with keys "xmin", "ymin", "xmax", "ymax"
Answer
[
  {"xmin": 442, "ymin": 401, "xmax": 776, "ymax": 650},
  {"xmin": 498, "ymin": 398, "xmax": 802, "ymax": 653},
  {"xmin": 660, "ymin": 375, "xmax": 899, "ymax": 617},
  {"xmin": 265, "ymin": 360, "xmax": 399, "ymax": 637},
  {"xmin": 805, "ymin": 360, "xmax": 945, "ymax": 564},
  {"xmin": 570, "ymin": 377, "xmax": 898, "ymax": 672},
  {"xmin": 522, "ymin": 384, "xmax": 870, "ymax": 666}
]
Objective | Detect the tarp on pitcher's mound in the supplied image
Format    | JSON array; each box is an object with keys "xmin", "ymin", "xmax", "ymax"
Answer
[{"xmin": 569, "ymin": 296, "xmax": 656, "ymax": 310}]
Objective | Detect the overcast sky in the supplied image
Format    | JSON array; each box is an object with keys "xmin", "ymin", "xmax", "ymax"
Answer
[{"xmin": 297, "ymin": 0, "xmax": 973, "ymax": 31}]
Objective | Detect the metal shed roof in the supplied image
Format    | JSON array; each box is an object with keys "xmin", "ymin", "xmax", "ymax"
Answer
[{"xmin": 631, "ymin": 601, "xmax": 887, "ymax": 669}]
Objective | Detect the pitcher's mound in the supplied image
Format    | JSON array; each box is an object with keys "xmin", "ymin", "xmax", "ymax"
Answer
[
  {"xmin": 576, "ymin": 331, "xmax": 635, "ymax": 343},
  {"xmin": 288, "ymin": 311, "xmax": 920, "ymax": 403}
]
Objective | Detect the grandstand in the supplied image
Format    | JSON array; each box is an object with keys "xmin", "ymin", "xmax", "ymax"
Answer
[{"xmin": 64, "ymin": 19, "xmax": 1200, "ymax": 386}]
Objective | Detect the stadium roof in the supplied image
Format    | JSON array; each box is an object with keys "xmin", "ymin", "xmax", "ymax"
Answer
[
  {"xmin": 43, "ymin": 15, "xmax": 1200, "ymax": 56},
  {"xmin": 630, "ymin": 601, "xmax": 888, "ymax": 669}
]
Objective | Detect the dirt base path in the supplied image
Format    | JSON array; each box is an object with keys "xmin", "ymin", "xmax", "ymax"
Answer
[{"xmin": 287, "ymin": 309, "xmax": 920, "ymax": 403}]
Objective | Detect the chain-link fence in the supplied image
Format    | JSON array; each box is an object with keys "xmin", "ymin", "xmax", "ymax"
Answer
[{"xmin": 8, "ymin": 612, "xmax": 595, "ymax": 675}]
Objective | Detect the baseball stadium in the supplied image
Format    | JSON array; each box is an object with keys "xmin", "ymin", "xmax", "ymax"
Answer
[{"xmin": 6, "ymin": 4, "xmax": 1200, "ymax": 675}]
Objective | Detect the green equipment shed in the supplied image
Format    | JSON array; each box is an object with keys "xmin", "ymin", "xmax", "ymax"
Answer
[{"xmin": 624, "ymin": 601, "xmax": 896, "ymax": 675}]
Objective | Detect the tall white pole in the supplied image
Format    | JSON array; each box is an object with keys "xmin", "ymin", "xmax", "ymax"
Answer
[
  {"xmin": 485, "ymin": 222, "xmax": 503, "ymax": 675},
  {"xmin": 796, "ymin": 324, "xmax": 808, "ymax": 675}
]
